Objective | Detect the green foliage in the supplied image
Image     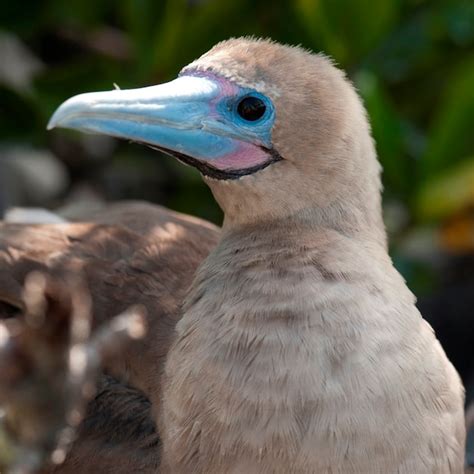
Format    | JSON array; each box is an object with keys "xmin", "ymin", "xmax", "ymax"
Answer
[
  {"xmin": 421, "ymin": 57, "xmax": 474, "ymax": 179},
  {"xmin": 417, "ymin": 158, "xmax": 474, "ymax": 220},
  {"xmin": 294, "ymin": 0, "xmax": 400, "ymax": 66},
  {"xmin": 355, "ymin": 70, "xmax": 410, "ymax": 198}
]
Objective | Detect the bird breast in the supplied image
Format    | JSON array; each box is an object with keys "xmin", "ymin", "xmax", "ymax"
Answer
[{"xmin": 160, "ymin": 225, "xmax": 465, "ymax": 474}]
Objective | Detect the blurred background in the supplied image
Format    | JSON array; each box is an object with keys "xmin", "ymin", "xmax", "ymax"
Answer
[{"xmin": 0, "ymin": 0, "xmax": 473, "ymax": 407}]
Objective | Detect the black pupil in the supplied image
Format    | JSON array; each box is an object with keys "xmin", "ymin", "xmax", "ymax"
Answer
[{"xmin": 237, "ymin": 96, "xmax": 266, "ymax": 121}]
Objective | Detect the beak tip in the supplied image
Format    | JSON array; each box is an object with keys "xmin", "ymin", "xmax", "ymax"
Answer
[
  {"xmin": 46, "ymin": 93, "xmax": 89, "ymax": 132},
  {"xmin": 47, "ymin": 107, "xmax": 65, "ymax": 131}
]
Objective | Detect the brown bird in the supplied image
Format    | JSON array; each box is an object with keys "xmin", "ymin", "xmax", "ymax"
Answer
[
  {"xmin": 3, "ymin": 37, "xmax": 467, "ymax": 473},
  {"xmin": 0, "ymin": 202, "xmax": 218, "ymax": 472}
]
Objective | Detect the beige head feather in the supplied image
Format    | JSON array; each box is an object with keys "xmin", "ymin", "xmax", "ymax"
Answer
[{"xmin": 186, "ymin": 38, "xmax": 384, "ymax": 243}]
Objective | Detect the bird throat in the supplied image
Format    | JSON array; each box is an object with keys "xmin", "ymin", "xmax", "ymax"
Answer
[{"xmin": 147, "ymin": 144, "xmax": 283, "ymax": 180}]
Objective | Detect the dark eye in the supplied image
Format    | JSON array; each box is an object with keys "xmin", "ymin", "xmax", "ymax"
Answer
[{"xmin": 237, "ymin": 96, "xmax": 266, "ymax": 121}]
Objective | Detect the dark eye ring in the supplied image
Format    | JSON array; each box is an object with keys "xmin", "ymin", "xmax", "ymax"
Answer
[{"xmin": 237, "ymin": 96, "xmax": 266, "ymax": 121}]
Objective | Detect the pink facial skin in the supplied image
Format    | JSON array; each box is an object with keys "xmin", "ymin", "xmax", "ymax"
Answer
[{"xmin": 211, "ymin": 142, "xmax": 271, "ymax": 171}]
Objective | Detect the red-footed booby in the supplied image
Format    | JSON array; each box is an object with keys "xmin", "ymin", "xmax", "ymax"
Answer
[{"xmin": 45, "ymin": 37, "xmax": 468, "ymax": 472}]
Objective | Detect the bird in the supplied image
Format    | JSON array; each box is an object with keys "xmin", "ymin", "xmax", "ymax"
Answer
[
  {"xmin": 0, "ymin": 201, "xmax": 219, "ymax": 409},
  {"xmin": 3, "ymin": 37, "xmax": 467, "ymax": 473},
  {"xmin": 0, "ymin": 201, "xmax": 219, "ymax": 472}
]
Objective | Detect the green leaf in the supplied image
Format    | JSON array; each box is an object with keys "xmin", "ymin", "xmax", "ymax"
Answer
[
  {"xmin": 151, "ymin": 0, "xmax": 188, "ymax": 75},
  {"xmin": 293, "ymin": 0, "xmax": 400, "ymax": 65},
  {"xmin": 416, "ymin": 157, "xmax": 474, "ymax": 220},
  {"xmin": 355, "ymin": 70, "xmax": 409, "ymax": 197},
  {"xmin": 119, "ymin": 0, "xmax": 168, "ymax": 79},
  {"xmin": 421, "ymin": 56, "xmax": 474, "ymax": 179}
]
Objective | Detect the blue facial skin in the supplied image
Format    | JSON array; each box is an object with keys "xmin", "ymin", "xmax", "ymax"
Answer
[
  {"xmin": 48, "ymin": 75, "xmax": 276, "ymax": 169},
  {"xmin": 214, "ymin": 91, "xmax": 275, "ymax": 148}
]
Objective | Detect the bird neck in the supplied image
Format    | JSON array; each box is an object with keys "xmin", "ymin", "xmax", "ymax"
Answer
[
  {"xmin": 219, "ymin": 197, "xmax": 388, "ymax": 251},
  {"xmin": 206, "ymin": 165, "xmax": 387, "ymax": 250},
  {"xmin": 184, "ymin": 210, "xmax": 396, "ymax": 326}
]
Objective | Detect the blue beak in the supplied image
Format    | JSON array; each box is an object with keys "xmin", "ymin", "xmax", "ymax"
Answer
[
  {"xmin": 48, "ymin": 74, "xmax": 279, "ymax": 179},
  {"xmin": 48, "ymin": 75, "xmax": 239, "ymax": 162}
]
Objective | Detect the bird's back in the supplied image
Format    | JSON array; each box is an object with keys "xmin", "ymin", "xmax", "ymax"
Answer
[{"xmin": 0, "ymin": 201, "xmax": 220, "ymax": 472}]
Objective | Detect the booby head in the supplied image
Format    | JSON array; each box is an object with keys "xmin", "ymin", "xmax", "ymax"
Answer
[{"xmin": 49, "ymin": 38, "xmax": 382, "ymax": 231}]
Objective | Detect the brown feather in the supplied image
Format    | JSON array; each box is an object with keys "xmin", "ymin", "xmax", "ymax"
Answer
[{"xmin": 0, "ymin": 201, "xmax": 219, "ymax": 471}]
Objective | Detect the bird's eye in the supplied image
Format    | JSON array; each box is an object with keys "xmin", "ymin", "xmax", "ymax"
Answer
[{"xmin": 237, "ymin": 96, "xmax": 266, "ymax": 121}]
